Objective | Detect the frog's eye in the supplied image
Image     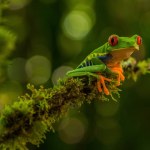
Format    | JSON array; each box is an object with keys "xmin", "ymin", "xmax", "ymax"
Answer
[
  {"xmin": 108, "ymin": 35, "xmax": 118, "ymax": 46},
  {"xmin": 137, "ymin": 36, "xmax": 142, "ymax": 45}
]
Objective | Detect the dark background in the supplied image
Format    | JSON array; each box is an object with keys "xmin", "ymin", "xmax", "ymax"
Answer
[{"xmin": 1, "ymin": 0, "xmax": 150, "ymax": 150}]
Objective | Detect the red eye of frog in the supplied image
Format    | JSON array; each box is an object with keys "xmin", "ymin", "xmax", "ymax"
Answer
[
  {"xmin": 108, "ymin": 35, "xmax": 118, "ymax": 46},
  {"xmin": 137, "ymin": 35, "xmax": 142, "ymax": 45}
]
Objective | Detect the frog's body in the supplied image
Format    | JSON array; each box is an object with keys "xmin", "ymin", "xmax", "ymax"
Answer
[{"xmin": 67, "ymin": 34, "xmax": 142, "ymax": 95}]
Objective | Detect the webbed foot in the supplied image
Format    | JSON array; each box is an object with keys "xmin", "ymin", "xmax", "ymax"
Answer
[{"xmin": 96, "ymin": 73, "xmax": 111, "ymax": 95}]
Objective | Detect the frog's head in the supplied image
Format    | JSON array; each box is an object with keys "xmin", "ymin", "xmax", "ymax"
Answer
[
  {"xmin": 107, "ymin": 34, "xmax": 142, "ymax": 51},
  {"xmin": 106, "ymin": 34, "xmax": 142, "ymax": 61}
]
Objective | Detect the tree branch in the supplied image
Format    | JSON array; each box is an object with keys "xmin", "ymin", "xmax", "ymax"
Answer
[{"xmin": 0, "ymin": 57, "xmax": 149, "ymax": 150}]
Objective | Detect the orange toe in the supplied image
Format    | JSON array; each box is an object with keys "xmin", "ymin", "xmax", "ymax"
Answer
[
  {"xmin": 110, "ymin": 67, "xmax": 125, "ymax": 86},
  {"xmin": 96, "ymin": 74, "xmax": 111, "ymax": 95},
  {"xmin": 103, "ymin": 86, "xmax": 110, "ymax": 95}
]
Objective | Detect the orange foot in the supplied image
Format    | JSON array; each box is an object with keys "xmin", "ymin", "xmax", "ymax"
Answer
[
  {"xmin": 111, "ymin": 67, "xmax": 125, "ymax": 86},
  {"xmin": 96, "ymin": 73, "xmax": 111, "ymax": 95}
]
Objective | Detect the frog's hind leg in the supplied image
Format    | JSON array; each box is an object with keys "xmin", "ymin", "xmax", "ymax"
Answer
[
  {"xmin": 67, "ymin": 71, "xmax": 99, "ymax": 78},
  {"xmin": 66, "ymin": 64, "xmax": 107, "ymax": 79}
]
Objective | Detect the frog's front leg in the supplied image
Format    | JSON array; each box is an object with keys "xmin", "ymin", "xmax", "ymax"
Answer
[
  {"xmin": 109, "ymin": 66, "xmax": 125, "ymax": 86},
  {"xmin": 96, "ymin": 73, "xmax": 112, "ymax": 95},
  {"xmin": 67, "ymin": 65, "xmax": 112, "ymax": 95}
]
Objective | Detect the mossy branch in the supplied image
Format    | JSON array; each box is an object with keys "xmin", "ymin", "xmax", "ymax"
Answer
[{"xmin": 0, "ymin": 57, "xmax": 149, "ymax": 150}]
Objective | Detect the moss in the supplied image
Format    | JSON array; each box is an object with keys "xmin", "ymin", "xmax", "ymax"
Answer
[
  {"xmin": 0, "ymin": 57, "xmax": 150, "ymax": 149},
  {"xmin": 0, "ymin": 76, "xmax": 117, "ymax": 149},
  {"xmin": 0, "ymin": 56, "xmax": 149, "ymax": 149}
]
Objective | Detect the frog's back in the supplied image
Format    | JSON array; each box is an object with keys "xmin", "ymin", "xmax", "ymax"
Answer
[{"xmin": 76, "ymin": 43, "xmax": 109, "ymax": 69}]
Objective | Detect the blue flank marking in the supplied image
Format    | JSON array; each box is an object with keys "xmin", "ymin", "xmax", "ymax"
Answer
[
  {"xmin": 78, "ymin": 66, "xmax": 82, "ymax": 68},
  {"xmin": 78, "ymin": 60, "xmax": 93, "ymax": 68},
  {"xmin": 83, "ymin": 63, "xmax": 86, "ymax": 67},
  {"xmin": 97, "ymin": 54, "xmax": 112, "ymax": 63},
  {"xmin": 86, "ymin": 61, "xmax": 90, "ymax": 66},
  {"xmin": 89, "ymin": 60, "xmax": 92, "ymax": 66},
  {"xmin": 77, "ymin": 55, "xmax": 111, "ymax": 69}
]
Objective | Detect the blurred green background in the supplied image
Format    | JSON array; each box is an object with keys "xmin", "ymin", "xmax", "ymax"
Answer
[{"xmin": 1, "ymin": 0, "xmax": 150, "ymax": 150}]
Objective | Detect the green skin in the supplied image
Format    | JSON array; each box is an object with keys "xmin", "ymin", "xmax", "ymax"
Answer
[{"xmin": 66, "ymin": 35, "xmax": 140, "ymax": 79}]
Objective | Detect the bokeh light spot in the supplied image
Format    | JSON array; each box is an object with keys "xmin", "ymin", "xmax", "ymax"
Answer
[
  {"xmin": 58, "ymin": 118, "xmax": 85, "ymax": 144},
  {"xmin": 52, "ymin": 66, "xmax": 72, "ymax": 85},
  {"xmin": 63, "ymin": 10, "xmax": 93, "ymax": 40},
  {"xmin": 9, "ymin": 0, "xmax": 31, "ymax": 10},
  {"xmin": 25, "ymin": 55, "xmax": 51, "ymax": 85}
]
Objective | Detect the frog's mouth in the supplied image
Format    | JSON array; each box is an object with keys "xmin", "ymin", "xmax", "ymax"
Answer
[{"xmin": 107, "ymin": 46, "xmax": 138, "ymax": 65}]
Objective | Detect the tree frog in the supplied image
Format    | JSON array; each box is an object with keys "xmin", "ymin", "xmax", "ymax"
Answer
[{"xmin": 67, "ymin": 34, "xmax": 142, "ymax": 95}]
